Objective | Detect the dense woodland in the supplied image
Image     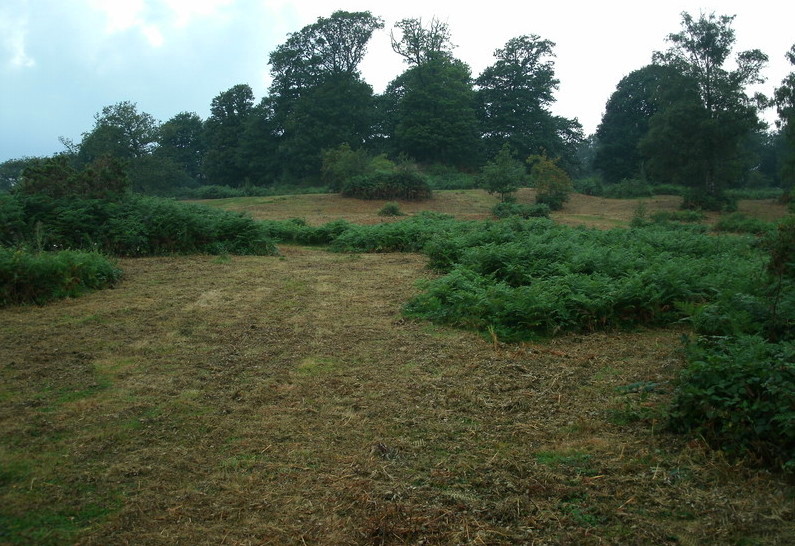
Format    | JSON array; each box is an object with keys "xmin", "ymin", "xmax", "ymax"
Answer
[{"xmin": 0, "ymin": 11, "xmax": 794, "ymax": 209}]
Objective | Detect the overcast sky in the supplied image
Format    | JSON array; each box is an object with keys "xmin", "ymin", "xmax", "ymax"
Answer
[{"xmin": 1, "ymin": 0, "xmax": 793, "ymax": 163}]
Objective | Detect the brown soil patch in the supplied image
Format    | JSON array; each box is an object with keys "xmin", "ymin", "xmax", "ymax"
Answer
[{"xmin": 2, "ymin": 245, "xmax": 792, "ymax": 544}]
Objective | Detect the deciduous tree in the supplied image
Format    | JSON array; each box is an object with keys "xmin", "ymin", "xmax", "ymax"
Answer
[
  {"xmin": 644, "ymin": 12, "xmax": 768, "ymax": 208},
  {"xmin": 476, "ymin": 35, "xmax": 581, "ymax": 167}
]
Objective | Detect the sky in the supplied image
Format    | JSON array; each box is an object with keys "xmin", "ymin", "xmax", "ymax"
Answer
[{"xmin": 1, "ymin": 0, "xmax": 793, "ymax": 163}]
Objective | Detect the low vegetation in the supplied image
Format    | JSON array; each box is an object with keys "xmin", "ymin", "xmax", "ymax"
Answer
[
  {"xmin": 1, "ymin": 189, "xmax": 793, "ymax": 543},
  {"xmin": 0, "ymin": 248, "xmax": 121, "ymax": 306}
]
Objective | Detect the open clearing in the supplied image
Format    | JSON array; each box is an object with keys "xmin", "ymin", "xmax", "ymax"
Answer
[{"xmin": 1, "ymin": 190, "xmax": 793, "ymax": 544}]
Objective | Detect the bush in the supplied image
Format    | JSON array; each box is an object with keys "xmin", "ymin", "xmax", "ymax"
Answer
[
  {"xmin": 601, "ymin": 179, "xmax": 652, "ymax": 199},
  {"xmin": 712, "ymin": 213, "xmax": 775, "ymax": 235},
  {"xmin": 529, "ymin": 154, "xmax": 572, "ymax": 211},
  {"xmin": 668, "ymin": 336, "xmax": 795, "ymax": 472},
  {"xmin": 573, "ymin": 177, "xmax": 604, "ymax": 196},
  {"xmin": 650, "ymin": 184, "xmax": 687, "ymax": 196},
  {"xmin": 426, "ymin": 172, "xmax": 478, "ymax": 190},
  {"xmin": 492, "ymin": 202, "xmax": 550, "ymax": 219},
  {"xmin": 682, "ymin": 188, "xmax": 737, "ymax": 212},
  {"xmin": 378, "ymin": 202, "xmax": 405, "ymax": 217},
  {"xmin": 480, "ymin": 144, "xmax": 527, "ymax": 203},
  {"xmin": 725, "ymin": 188, "xmax": 784, "ymax": 201},
  {"xmin": 0, "ymin": 247, "xmax": 122, "ymax": 306},
  {"xmin": 5, "ymin": 193, "xmax": 278, "ymax": 256},
  {"xmin": 15, "ymin": 155, "xmax": 129, "ymax": 200},
  {"xmin": 405, "ymin": 221, "xmax": 759, "ymax": 340},
  {"xmin": 321, "ymin": 144, "xmax": 378, "ymax": 192},
  {"xmin": 342, "ymin": 170, "xmax": 432, "ymax": 201},
  {"xmin": 650, "ymin": 210, "xmax": 706, "ymax": 223}
]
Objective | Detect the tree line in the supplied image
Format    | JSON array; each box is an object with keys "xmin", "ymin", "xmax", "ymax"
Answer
[{"xmin": 1, "ymin": 11, "xmax": 794, "ymax": 210}]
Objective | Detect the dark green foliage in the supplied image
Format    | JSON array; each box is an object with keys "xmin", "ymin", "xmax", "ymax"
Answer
[
  {"xmin": 492, "ymin": 202, "xmax": 550, "ymax": 219},
  {"xmin": 725, "ymin": 187, "xmax": 785, "ymax": 200},
  {"xmin": 385, "ymin": 56, "xmax": 483, "ymax": 168},
  {"xmin": 15, "ymin": 155, "xmax": 129, "ymax": 200},
  {"xmin": 595, "ymin": 65, "xmax": 686, "ymax": 183},
  {"xmin": 600, "ymin": 179, "xmax": 653, "ymax": 199},
  {"xmin": 681, "ymin": 187, "xmax": 737, "ymax": 212},
  {"xmin": 405, "ymin": 221, "xmax": 759, "ymax": 340},
  {"xmin": 651, "ymin": 184, "xmax": 688, "ymax": 196},
  {"xmin": 573, "ymin": 177, "xmax": 604, "ymax": 196},
  {"xmin": 425, "ymin": 171, "xmax": 478, "ymax": 190},
  {"xmin": 0, "ymin": 157, "xmax": 43, "ymax": 192},
  {"xmin": 321, "ymin": 144, "xmax": 376, "ymax": 191},
  {"xmin": 377, "ymin": 202, "xmax": 405, "ymax": 217},
  {"xmin": 650, "ymin": 210, "xmax": 706, "ymax": 223},
  {"xmin": 330, "ymin": 212, "xmax": 459, "ymax": 253},
  {"xmin": 476, "ymin": 35, "xmax": 583, "ymax": 168},
  {"xmin": 202, "ymin": 84, "xmax": 256, "ymax": 187},
  {"xmin": 176, "ymin": 185, "xmax": 328, "ymax": 200},
  {"xmin": 645, "ymin": 13, "xmax": 767, "ymax": 209},
  {"xmin": 258, "ymin": 218, "xmax": 352, "ymax": 246},
  {"xmin": 342, "ymin": 170, "xmax": 431, "ymax": 201},
  {"xmin": 667, "ymin": 214, "xmax": 795, "ymax": 472},
  {"xmin": 529, "ymin": 154, "xmax": 572, "ymax": 210},
  {"xmin": 712, "ymin": 213, "xmax": 775, "ymax": 235},
  {"xmin": 0, "ymin": 248, "xmax": 122, "ymax": 307},
  {"xmin": 3, "ymin": 193, "xmax": 277, "ymax": 257},
  {"xmin": 155, "ymin": 111, "xmax": 205, "ymax": 182},
  {"xmin": 668, "ymin": 336, "xmax": 795, "ymax": 471},
  {"xmin": 480, "ymin": 144, "xmax": 527, "ymax": 202},
  {"xmin": 0, "ymin": 193, "xmax": 26, "ymax": 246}
]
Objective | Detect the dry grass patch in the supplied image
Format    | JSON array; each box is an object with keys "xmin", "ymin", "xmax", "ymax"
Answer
[{"xmin": 2, "ymin": 246, "xmax": 792, "ymax": 544}]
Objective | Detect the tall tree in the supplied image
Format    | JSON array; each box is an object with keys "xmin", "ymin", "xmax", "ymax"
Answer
[
  {"xmin": 385, "ymin": 18, "xmax": 481, "ymax": 167},
  {"xmin": 267, "ymin": 11, "xmax": 383, "ymax": 182},
  {"xmin": 390, "ymin": 17, "xmax": 454, "ymax": 65},
  {"xmin": 775, "ymin": 44, "xmax": 795, "ymax": 190},
  {"xmin": 595, "ymin": 64, "xmax": 692, "ymax": 183},
  {"xmin": 476, "ymin": 35, "xmax": 581, "ymax": 168},
  {"xmin": 78, "ymin": 101, "xmax": 159, "ymax": 164},
  {"xmin": 644, "ymin": 12, "xmax": 768, "ymax": 207},
  {"xmin": 202, "ymin": 84, "xmax": 255, "ymax": 187},
  {"xmin": 156, "ymin": 112, "xmax": 205, "ymax": 182}
]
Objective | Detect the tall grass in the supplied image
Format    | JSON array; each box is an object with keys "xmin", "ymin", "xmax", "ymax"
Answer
[
  {"xmin": 0, "ymin": 248, "xmax": 122, "ymax": 306},
  {"xmin": 2, "ymin": 194, "xmax": 278, "ymax": 256}
]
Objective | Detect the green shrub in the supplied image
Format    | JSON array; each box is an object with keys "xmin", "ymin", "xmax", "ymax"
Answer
[
  {"xmin": 650, "ymin": 210, "xmax": 706, "ymax": 223},
  {"xmin": 342, "ymin": 170, "xmax": 432, "ymax": 201},
  {"xmin": 0, "ymin": 247, "xmax": 122, "ymax": 306},
  {"xmin": 183, "ymin": 185, "xmax": 246, "ymax": 199},
  {"xmin": 15, "ymin": 155, "xmax": 129, "ymax": 200},
  {"xmin": 712, "ymin": 213, "xmax": 775, "ymax": 235},
  {"xmin": 377, "ymin": 202, "xmax": 405, "ymax": 217},
  {"xmin": 682, "ymin": 188, "xmax": 737, "ymax": 212},
  {"xmin": 426, "ymin": 172, "xmax": 478, "ymax": 190},
  {"xmin": 405, "ymin": 221, "xmax": 759, "ymax": 340},
  {"xmin": 480, "ymin": 144, "xmax": 527, "ymax": 203},
  {"xmin": 601, "ymin": 179, "xmax": 653, "ymax": 199},
  {"xmin": 321, "ymin": 144, "xmax": 376, "ymax": 192},
  {"xmin": 650, "ymin": 184, "xmax": 687, "ymax": 196},
  {"xmin": 331, "ymin": 212, "xmax": 459, "ymax": 253},
  {"xmin": 492, "ymin": 202, "xmax": 550, "ymax": 219},
  {"xmin": 529, "ymin": 154, "xmax": 572, "ymax": 211},
  {"xmin": 6, "ymin": 193, "xmax": 278, "ymax": 256},
  {"xmin": 725, "ymin": 188, "xmax": 784, "ymax": 201},
  {"xmin": 668, "ymin": 336, "xmax": 795, "ymax": 472},
  {"xmin": 573, "ymin": 177, "xmax": 604, "ymax": 196}
]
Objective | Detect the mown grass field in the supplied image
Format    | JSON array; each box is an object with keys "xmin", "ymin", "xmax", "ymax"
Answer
[{"xmin": 1, "ymin": 190, "xmax": 793, "ymax": 544}]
